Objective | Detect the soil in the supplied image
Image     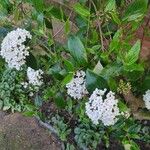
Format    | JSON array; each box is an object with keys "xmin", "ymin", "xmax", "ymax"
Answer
[{"xmin": 0, "ymin": 111, "xmax": 62, "ymax": 150}]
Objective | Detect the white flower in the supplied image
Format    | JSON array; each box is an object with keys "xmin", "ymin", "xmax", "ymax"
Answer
[
  {"xmin": 66, "ymin": 70, "xmax": 88, "ymax": 99},
  {"xmin": 29, "ymin": 92, "xmax": 34, "ymax": 97},
  {"xmin": 143, "ymin": 90, "xmax": 150, "ymax": 110},
  {"xmin": 0, "ymin": 28, "xmax": 32, "ymax": 70},
  {"xmin": 85, "ymin": 88, "xmax": 120, "ymax": 126},
  {"xmin": 27, "ymin": 67, "xmax": 43, "ymax": 87},
  {"xmin": 21, "ymin": 82, "xmax": 28, "ymax": 89}
]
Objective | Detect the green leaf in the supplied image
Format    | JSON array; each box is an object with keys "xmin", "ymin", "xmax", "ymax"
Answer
[
  {"xmin": 64, "ymin": 59, "xmax": 74, "ymax": 72},
  {"xmin": 128, "ymin": 124, "xmax": 141, "ymax": 134},
  {"xmin": 0, "ymin": 3, "xmax": 7, "ymax": 18},
  {"xmin": 105, "ymin": 0, "xmax": 116, "ymax": 12},
  {"xmin": 109, "ymin": 29, "xmax": 122, "ymax": 52},
  {"xmin": 23, "ymin": 111, "xmax": 36, "ymax": 117},
  {"xmin": 54, "ymin": 93, "xmax": 66, "ymax": 108},
  {"xmin": 26, "ymin": 52, "xmax": 38, "ymax": 70},
  {"xmin": 123, "ymin": 63, "xmax": 144, "ymax": 81},
  {"xmin": 73, "ymin": 3, "xmax": 90, "ymax": 17},
  {"xmin": 122, "ymin": 0, "xmax": 148, "ymax": 22},
  {"xmin": 65, "ymin": 19, "xmax": 70, "ymax": 35},
  {"xmin": 49, "ymin": 63, "xmax": 63, "ymax": 80},
  {"xmin": 101, "ymin": 63, "xmax": 122, "ymax": 80},
  {"xmin": 118, "ymin": 101, "xmax": 129, "ymax": 112},
  {"xmin": 141, "ymin": 76, "xmax": 150, "ymax": 93},
  {"xmin": 35, "ymin": 95, "xmax": 43, "ymax": 107},
  {"xmin": 32, "ymin": 0, "xmax": 44, "ymax": 12},
  {"xmin": 68, "ymin": 35, "xmax": 88, "ymax": 65},
  {"xmin": 123, "ymin": 140, "xmax": 140, "ymax": 150},
  {"xmin": 93, "ymin": 61, "xmax": 103, "ymax": 75},
  {"xmin": 86, "ymin": 69, "xmax": 108, "ymax": 93},
  {"xmin": 108, "ymin": 78, "xmax": 117, "ymax": 92},
  {"xmin": 123, "ymin": 63, "xmax": 144, "ymax": 72},
  {"xmin": 111, "ymin": 12, "xmax": 121, "ymax": 25},
  {"xmin": 123, "ymin": 70, "xmax": 143, "ymax": 81},
  {"xmin": 124, "ymin": 40, "xmax": 141, "ymax": 66},
  {"xmin": 47, "ymin": 7, "xmax": 64, "ymax": 20},
  {"xmin": 61, "ymin": 73, "xmax": 74, "ymax": 87}
]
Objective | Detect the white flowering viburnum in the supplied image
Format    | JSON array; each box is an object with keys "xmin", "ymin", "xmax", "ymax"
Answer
[
  {"xmin": 66, "ymin": 70, "xmax": 88, "ymax": 100},
  {"xmin": 143, "ymin": 90, "xmax": 150, "ymax": 110},
  {"xmin": 0, "ymin": 28, "xmax": 32, "ymax": 70},
  {"xmin": 85, "ymin": 88, "xmax": 120, "ymax": 126},
  {"xmin": 27, "ymin": 67, "xmax": 44, "ymax": 87}
]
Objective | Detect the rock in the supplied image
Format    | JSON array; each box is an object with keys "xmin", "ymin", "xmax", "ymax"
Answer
[{"xmin": 0, "ymin": 112, "xmax": 61, "ymax": 150}]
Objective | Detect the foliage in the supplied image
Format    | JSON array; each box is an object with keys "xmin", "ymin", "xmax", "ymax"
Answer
[
  {"xmin": 0, "ymin": 0, "xmax": 150, "ymax": 149},
  {"xmin": 49, "ymin": 115, "xmax": 71, "ymax": 142},
  {"xmin": 74, "ymin": 122, "xmax": 105, "ymax": 149},
  {"xmin": 0, "ymin": 68, "xmax": 34, "ymax": 112}
]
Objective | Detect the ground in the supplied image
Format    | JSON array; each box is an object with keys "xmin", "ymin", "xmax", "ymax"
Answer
[{"xmin": 0, "ymin": 111, "xmax": 61, "ymax": 150}]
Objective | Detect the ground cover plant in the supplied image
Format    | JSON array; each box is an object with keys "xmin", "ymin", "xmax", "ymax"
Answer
[{"xmin": 0, "ymin": 0, "xmax": 150, "ymax": 149}]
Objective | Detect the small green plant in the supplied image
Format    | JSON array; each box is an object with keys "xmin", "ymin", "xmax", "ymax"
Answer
[
  {"xmin": 65, "ymin": 143, "xmax": 75, "ymax": 150},
  {"xmin": 0, "ymin": 68, "xmax": 33, "ymax": 112},
  {"xmin": 50, "ymin": 115, "xmax": 71, "ymax": 142},
  {"xmin": 74, "ymin": 122, "xmax": 105, "ymax": 149}
]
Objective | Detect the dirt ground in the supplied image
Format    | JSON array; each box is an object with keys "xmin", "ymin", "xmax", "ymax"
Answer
[{"xmin": 0, "ymin": 111, "xmax": 62, "ymax": 150}]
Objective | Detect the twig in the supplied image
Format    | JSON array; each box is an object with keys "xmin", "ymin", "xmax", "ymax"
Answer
[{"xmin": 89, "ymin": 0, "xmax": 105, "ymax": 51}]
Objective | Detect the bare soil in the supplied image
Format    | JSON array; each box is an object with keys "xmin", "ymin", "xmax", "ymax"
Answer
[{"xmin": 0, "ymin": 111, "xmax": 62, "ymax": 150}]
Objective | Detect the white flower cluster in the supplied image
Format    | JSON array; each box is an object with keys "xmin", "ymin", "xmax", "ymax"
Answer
[
  {"xmin": 85, "ymin": 88, "xmax": 120, "ymax": 126},
  {"xmin": 66, "ymin": 70, "xmax": 88, "ymax": 99},
  {"xmin": 143, "ymin": 90, "xmax": 150, "ymax": 110},
  {"xmin": 0, "ymin": 28, "xmax": 32, "ymax": 70},
  {"xmin": 27, "ymin": 67, "xmax": 44, "ymax": 87}
]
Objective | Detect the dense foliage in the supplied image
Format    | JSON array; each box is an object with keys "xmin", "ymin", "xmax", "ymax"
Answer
[{"xmin": 0, "ymin": 0, "xmax": 150, "ymax": 149}]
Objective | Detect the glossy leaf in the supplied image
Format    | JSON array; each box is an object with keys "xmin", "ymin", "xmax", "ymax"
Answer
[
  {"xmin": 109, "ymin": 29, "xmax": 122, "ymax": 52},
  {"xmin": 105, "ymin": 0, "xmax": 116, "ymax": 12},
  {"xmin": 123, "ymin": 0, "xmax": 148, "ymax": 22},
  {"xmin": 124, "ymin": 40, "xmax": 141, "ymax": 66},
  {"xmin": 86, "ymin": 69, "xmax": 108, "ymax": 93},
  {"xmin": 54, "ymin": 92, "xmax": 66, "ymax": 108},
  {"xmin": 73, "ymin": 3, "xmax": 90, "ymax": 17},
  {"xmin": 68, "ymin": 35, "xmax": 88, "ymax": 65},
  {"xmin": 32, "ymin": 0, "xmax": 44, "ymax": 12},
  {"xmin": 61, "ymin": 72, "xmax": 74, "ymax": 87}
]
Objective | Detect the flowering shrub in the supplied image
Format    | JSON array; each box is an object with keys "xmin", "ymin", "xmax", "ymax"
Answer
[
  {"xmin": 86, "ymin": 88, "xmax": 120, "ymax": 126},
  {"xmin": 27, "ymin": 67, "xmax": 43, "ymax": 87},
  {"xmin": 1, "ymin": 28, "xmax": 32, "ymax": 70},
  {"xmin": 0, "ymin": 0, "xmax": 150, "ymax": 149},
  {"xmin": 66, "ymin": 70, "xmax": 88, "ymax": 99}
]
